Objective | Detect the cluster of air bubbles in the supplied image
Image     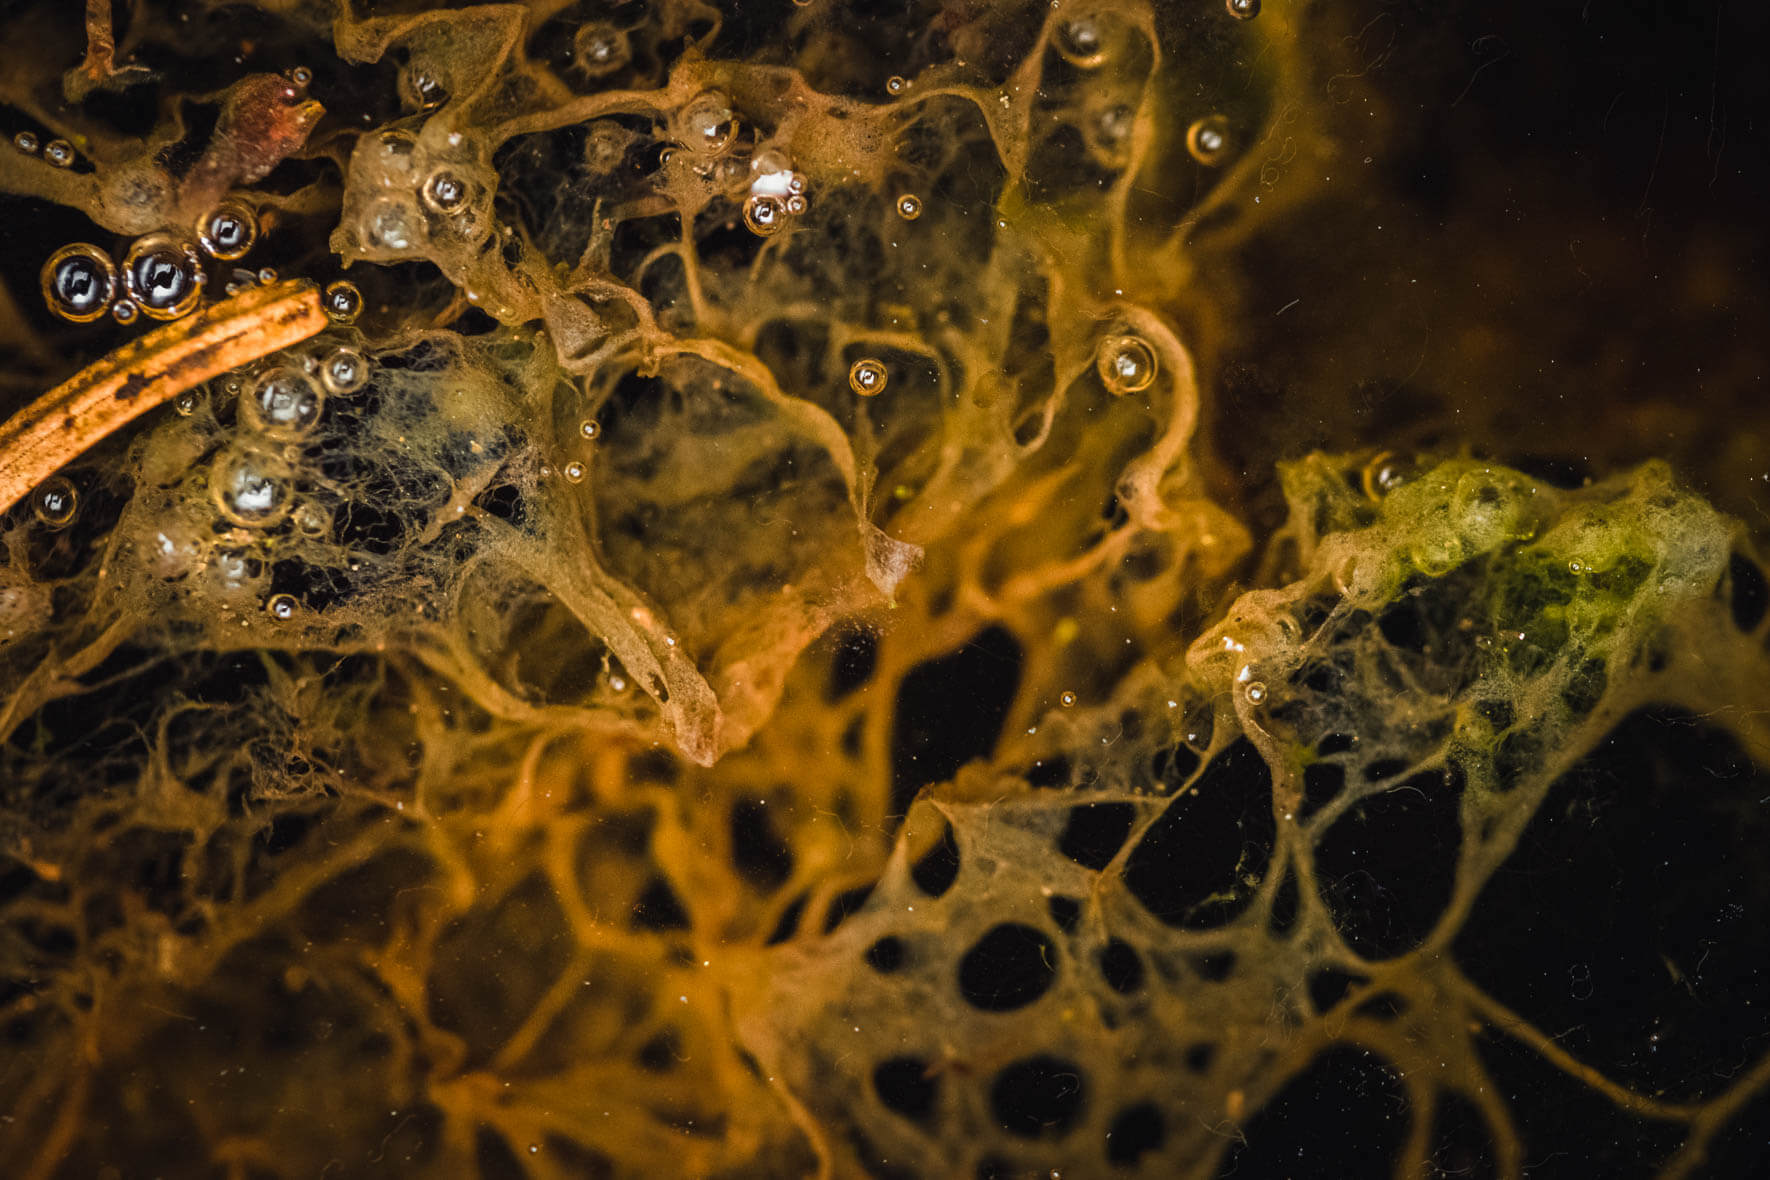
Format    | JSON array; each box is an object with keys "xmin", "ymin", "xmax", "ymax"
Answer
[
  {"xmin": 211, "ymin": 445, "xmax": 292, "ymax": 527},
  {"xmin": 197, "ymin": 199, "xmax": 258, "ymax": 260},
  {"xmin": 31, "ymin": 476, "xmax": 78, "ymax": 529},
  {"xmin": 324, "ymin": 280, "xmax": 363, "ymax": 323},
  {"xmin": 1226, "ymin": 0, "xmax": 1261, "ymax": 18},
  {"xmin": 895, "ymin": 193, "xmax": 923, "ymax": 220},
  {"xmin": 1096, "ymin": 334, "xmax": 1157, "ymax": 395},
  {"xmin": 241, "ymin": 367, "xmax": 326, "ymax": 439},
  {"xmin": 1056, "ymin": 16, "xmax": 1109, "ymax": 68},
  {"xmin": 122, "ymin": 233, "xmax": 204, "ymax": 320},
  {"xmin": 321, "ymin": 347, "xmax": 369, "ymax": 395},
  {"xmin": 1186, "ymin": 115, "xmax": 1232, "ymax": 165},
  {"xmin": 744, "ymin": 149, "xmax": 809, "ymax": 236},
  {"xmin": 398, "ymin": 63, "xmax": 447, "ymax": 111},
  {"xmin": 574, "ymin": 22, "xmax": 631, "ymax": 77},
  {"xmin": 40, "ymin": 243, "xmax": 117, "ymax": 323},
  {"xmin": 848, "ymin": 358, "xmax": 888, "ymax": 397},
  {"xmin": 676, "ymin": 90, "xmax": 737, "ymax": 155}
]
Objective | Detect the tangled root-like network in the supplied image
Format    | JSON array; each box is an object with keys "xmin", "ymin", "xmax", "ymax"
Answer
[{"xmin": 0, "ymin": 1, "xmax": 1767, "ymax": 1179}]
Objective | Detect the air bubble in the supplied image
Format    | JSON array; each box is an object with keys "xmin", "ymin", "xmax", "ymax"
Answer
[
  {"xmin": 174, "ymin": 389, "xmax": 202, "ymax": 416},
  {"xmin": 257, "ymin": 267, "xmax": 278, "ymax": 284},
  {"xmin": 373, "ymin": 130, "xmax": 420, "ymax": 179},
  {"xmin": 43, "ymin": 139, "xmax": 74, "ymax": 168},
  {"xmin": 211, "ymin": 445, "xmax": 292, "ymax": 527},
  {"xmin": 1059, "ymin": 690, "xmax": 1078, "ymax": 708},
  {"xmin": 399, "ymin": 64, "xmax": 447, "ymax": 111},
  {"xmin": 1568, "ymin": 559, "xmax": 1587, "ymax": 576},
  {"xmin": 895, "ymin": 193, "xmax": 923, "ymax": 220},
  {"xmin": 744, "ymin": 194, "xmax": 787, "ymax": 237},
  {"xmin": 286, "ymin": 66, "xmax": 313, "ymax": 88},
  {"xmin": 1226, "ymin": 0, "xmax": 1261, "ymax": 18},
  {"xmin": 574, "ymin": 23, "xmax": 631, "ymax": 76},
  {"xmin": 1245, "ymin": 681, "xmax": 1268, "ymax": 705},
  {"xmin": 40, "ymin": 243, "xmax": 117, "ymax": 323},
  {"xmin": 366, "ymin": 199, "xmax": 416, "ymax": 251},
  {"xmin": 420, "ymin": 169, "xmax": 470, "ymax": 215},
  {"xmin": 31, "ymin": 476, "xmax": 78, "ymax": 529},
  {"xmin": 147, "ymin": 524, "xmax": 204, "ymax": 579},
  {"xmin": 197, "ymin": 200, "xmax": 258, "ymax": 260},
  {"xmin": 293, "ymin": 502, "xmax": 329, "ymax": 537},
  {"xmin": 580, "ymin": 419, "xmax": 602, "ymax": 441},
  {"xmin": 564, "ymin": 461, "xmax": 587, "ymax": 483},
  {"xmin": 322, "ymin": 348, "xmax": 369, "ymax": 395},
  {"xmin": 1186, "ymin": 115, "xmax": 1231, "ymax": 165},
  {"xmin": 1056, "ymin": 17, "xmax": 1107, "ymax": 68},
  {"xmin": 13, "ymin": 131, "xmax": 38, "ymax": 154},
  {"xmin": 1361, "ymin": 451, "xmax": 1412, "ymax": 499},
  {"xmin": 323, "ymin": 280, "xmax": 363, "ymax": 323},
  {"xmin": 267, "ymin": 593, "xmax": 298, "ymax": 620},
  {"xmin": 1096, "ymin": 335, "xmax": 1157, "ymax": 395},
  {"xmin": 242, "ymin": 367, "xmax": 326, "ymax": 438},
  {"xmin": 677, "ymin": 91, "xmax": 736, "ymax": 155},
  {"xmin": 784, "ymin": 193, "xmax": 808, "ymax": 216},
  {"xmin": 886, "ymin": 76, "xmax": 907, "ymax": 95},
  {"xmin": 121, "ymin": 233, "xmax": 203, "ymax": 320},
  {"xmin": 112, "ymin": 299, "xmax": 139, "ymax": 324},
  {"xmin": 848, "ymin": 358, "xmax": 888, "ymax": 397}
]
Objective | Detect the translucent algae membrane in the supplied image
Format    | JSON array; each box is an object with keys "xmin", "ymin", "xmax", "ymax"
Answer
[{"xmin": 0, "ymin": 1, "xmax": 1767, "ymax": 1178}]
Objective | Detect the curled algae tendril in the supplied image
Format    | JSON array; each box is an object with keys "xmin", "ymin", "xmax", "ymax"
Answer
[
  {"xmin": 848, "ymin": 357, "xmax": 888, "ymax": 396},
  {"xmin": 0, "ymin": 279, "xmax": 325, "ymax": 515}
]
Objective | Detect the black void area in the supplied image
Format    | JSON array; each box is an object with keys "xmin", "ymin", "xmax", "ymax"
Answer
[
  {"xmin": 1214, "ymin": 1046, "xmax": 1407, "ymax": 1179},
  {"xmin": 1314, "ymin": 766, "xmax": 1464, "ymax": 959},
  {"xmin": 957, "ymin": 923, "xmax": 1058, "ymax": 1012},
  {"xmin": 889, "ymin": 625, "xmax": 1023, "ymax": 820},
  {"xmin": 1424, "ymin": 1090, "xmax": 1497, "ymax": 1180},
  {"xmin": 1472, "ymin": 1029, "xmax": 1682, "ymax": 1179},
  {"xmin": 1454, "ymin": 707, "xmax": 1770, "ymax": 1104},
  {"xmin": 1122, "ymin": 739, "xmax": 1275, "ymax": 928}
]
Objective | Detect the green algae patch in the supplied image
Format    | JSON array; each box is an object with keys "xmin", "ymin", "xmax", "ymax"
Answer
[{"xmin": 1190, "ymin": 456, "xmax": 1730, "ymax": 803}]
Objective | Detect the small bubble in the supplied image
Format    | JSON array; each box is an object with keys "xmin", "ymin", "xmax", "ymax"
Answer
[
  {"xmin": 1186, "ymin": 115, "xmax": 1231, "ymax": 165},
  {"xmin": 40, "ymin": 243, "xmax": 117, "ymax": 323},
  {"xmin": 580, "ymin": 419, "xmax": 602, "ymax": 440},
  {"xmin": 322, "ymin": 348, "xmax": 369, "ymax": 395},
  {"xmin": 31, "ymin": 476, "xmax": 78, "ymax": 529},
  {"xmin": 121, "ymin": 233, "xmax": 203, "ymax": 320},
  {"xmin": 1226, "ymin": 0, "xmax": 1260, "ymax": 19},
  {"xmin": 574, "ymin": 23, "xmax": 631, "ymax": 76},
  {"xmin": 564, "ymin": 461, "xmax": 586, "ymax": 483},
  {"xmin": 43, "ymin": 139, "xmax": 74, "ymax": 168},
  {"xmin": 197, "ymin": 199, "xmax": 258, "ymax": 260},
  {"xmin": 256, "ymin": 267, "xmax": 278, "ymax": 284},
  {"xmin": 211, "ymin": 445, "xmax": 292, "ymax": 527},
  {"xmin": 895, "ymin": 193, "xmax": 923, "ymax": 220},
  {"xmin": 286, "ymin": 66, "xmax": 313, "ymax": 88},
  {"xmin": 1244, "ymin": 681, "xmax": 1268, "ymax": 705},
  {"xmin": 293, "ymin": 502, "xmax": 329, "ymax": 537},
  {"xmin": 13, "ymin": 131, "xmax": 39, "ymax": 154},
  {"xmin": 111, "ymin": 298, "xmax": 139, "ymax": 324},
  {"xmin": 677, "ymin": 90, "xmax": 736, "ymax": 154},
  {"xmin": 1056, "ymin": 16, "xmax": 1108, "ymax": 68},
  {"xmin": 1360, "ymin": 451, "xmax": 1412, "ymax": 500},
  {"xmin": 1568, "ymin": 559, "xmax": 1586, "ymax": 576},
  {"xmin": 848, "ymin": 357, "xmax": 888, "ymax": 396},
  {"xmin": 323, "ymin": 280, "xmax": 363, "ymax": 323},
  {"xmin": 784, "ymin": 193, "xmax": 808, "ymax": 216},
  {"xmin": 242, "ymin": 367, "xmax": 325, "ymax": 438},
  {"xmin": 267, "ymin": 593, "xmax": 298, "ymax": 620},
  {"xmin": 1095, "ymin": 334, "xmax": 1157, "ymax": 395},
  {"xmin": 743, "ymin": 193, "xmax": 787, "ymax": 236},
  {"xmin": 1059, "ymin": 690, "xmax": 1078, "ymax": 708},
  {"xmin": 398, "ymin": 64, "xmax": 447, "ymax": 110},
  {"xmin": 174, "ymin": 389, "xmax": 202, "ymax": 416},
  {"xmin": 886, "ymin": 76, "xmax": 907, "ymax": 95},
  {"xmin": 787, "ymin": 173, "xmax": 808, "ymax": 195},
  {"xmin": 420, "ymin": 169, "xmax": 470, "ymax": 215},
  {"xmin": 365, "ymin": 198, "xmax": 416, "ymax": 251}
]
